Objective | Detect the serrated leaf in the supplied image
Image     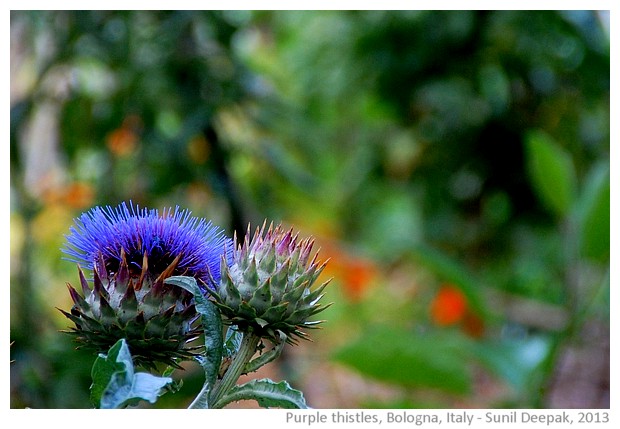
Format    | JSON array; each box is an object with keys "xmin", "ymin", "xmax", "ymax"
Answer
[
  {"xmin": 165, "ymin": 276, "xmax": 223, "ymax": 390},
  {"xmin": 525, "ymin": 130, "xmax": 577, "ymax": 218},
  {"xmin": 223, "ymin": 325, "xmax": 243, "ymax": 358},
  {"xmin": 216, "ymin": 378, "xmax": 308, "ymax": 409},
  {"xmin": 333, "ymin": 326, "xmax": 472, "ymax": 394},
  {"xmin": 91, "ymin": 338, "xmax": 173, "ymax": 409}
]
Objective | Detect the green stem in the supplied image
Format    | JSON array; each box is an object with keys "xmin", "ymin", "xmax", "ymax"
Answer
[
  {"xmin": 533, "ymin": 215, "xmax": 609, "ymax": 407},
  {"xmin": 532, "ymin": 219, "xmax": 577, "ymax": 408},
  {"xmin": 209, "ymin": 331, "xmax": 260, "ymax": 408}
]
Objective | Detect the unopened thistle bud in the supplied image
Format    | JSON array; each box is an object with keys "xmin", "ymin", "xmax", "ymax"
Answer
[
  {"xmin": 210, "ymin": 222, "xmax": 332, "ymax": 344},
  {"xmin": 60, "ymin": 202, "xmax": 232, "ymax": 368}
]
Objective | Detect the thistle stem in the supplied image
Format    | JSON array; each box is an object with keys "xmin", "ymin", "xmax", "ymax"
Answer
[{"xmin": 209, "ymin": 331, "xmax": 260, "ymax": 408}]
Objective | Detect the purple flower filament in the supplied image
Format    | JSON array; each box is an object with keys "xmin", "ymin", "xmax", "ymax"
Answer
[{"xmin": 63, "ymin": 202, "xmax": 232, "ymax": 288}]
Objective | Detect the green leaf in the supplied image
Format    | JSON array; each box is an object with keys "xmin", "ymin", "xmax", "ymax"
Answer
[
  {"xmin": 90, "ymin": 340, "xmax": 125, "ymax": 407},
  {"xmin": 90, "ymin": 339, "xmax": 173, "ymax": 409},
  {"xmin": 576, "ymin": 162, "xmax": 610, "ymax": 262},
  {"xmin": 525, "ymin": 130, "xmax": 577, "ymax": 218},
  {"xmin": 165, "ymin": 276, "xmax": 223, "ymax": 388},
  {"xmin": 216, "ymin": 379, "xmax": 309, "ymax": 409},
  {"xmin": 472, "ymin": 336, "xmax": 551, "ymax": 394},
  {"xmin": 333, "ymin": 326, "xmax": 472, "ymax": 394},
  {"xmin": 223, "ymin": 325, "xmax": 243, "ymax": 358}
]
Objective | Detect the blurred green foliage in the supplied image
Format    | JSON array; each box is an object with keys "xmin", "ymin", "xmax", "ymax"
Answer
[{"xmin": 10, "ymin": 10, "xmax": 609, "ymax": 409}]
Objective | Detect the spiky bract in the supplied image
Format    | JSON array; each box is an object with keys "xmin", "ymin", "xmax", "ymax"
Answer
[{"xmin": 61, "ymin": 254, "xmax": 200, "ymax": 368}]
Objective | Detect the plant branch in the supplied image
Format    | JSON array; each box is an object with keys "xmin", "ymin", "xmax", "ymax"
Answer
[{"xmin": 209, "ymin": 331, "xmax": 261, "ymax": 408}]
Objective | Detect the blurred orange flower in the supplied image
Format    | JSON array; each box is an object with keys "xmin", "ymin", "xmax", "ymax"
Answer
[
  {"xmin": 41, "ymin": 181, "xmax": 94, "ymax": 209},
  {"xmin": 430, "ymin": 284, "xmax": 468, "ymax": 326},
  {"xmin": 340, "ymin": 258, "xmax": 377, "ymax": 302},
  {"xmin": 63, "ymin": 182, "xmax": 95, "ymax": 209},
  {"xmin": 319, "ymin": 241, "xmax": 377, "ymax": 302},
  {"xmin": 430, "ymin": 284, "xmax": 485, "ymax": 337},
  {"xmin": 106, "ymin": 115, "xmax": 142, "ymax": 157}
]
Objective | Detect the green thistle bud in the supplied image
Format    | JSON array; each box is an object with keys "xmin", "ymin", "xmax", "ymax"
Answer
[{"xmin": 210, "ymin": 222, "xmax": 332, "ymax": 344}]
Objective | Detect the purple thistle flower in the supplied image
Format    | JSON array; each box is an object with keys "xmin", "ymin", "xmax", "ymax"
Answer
[
  {"xmin": 60, "ymin": 201, "xmax": 233, "ymax": 367},
  {"xmin": 63, "ymin": 201, "xmax": 232, "ymax": 289}
]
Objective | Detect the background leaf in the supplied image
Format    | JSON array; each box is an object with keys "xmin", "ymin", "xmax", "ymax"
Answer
[
  {"xmin": 525, "ymin": 130, "xmax": 577, "ymax": 218},
  {"xmin": 576, "ymin": 162, "xmax": 610, "ymax": 262},
  {"xmin": 472, "ymin": 336, "xmax": 551, "ymax": 394},
  {"xmin": 333, "ymin": 326, "xmax": 472, "ymax": 394}
]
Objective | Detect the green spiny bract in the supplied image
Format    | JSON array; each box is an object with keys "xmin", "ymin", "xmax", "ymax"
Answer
[
  {"xmin": 60, "ymin": 251, "xmax": 201, "ymax": 369},
  {"xmin": 209, "ymin": 222, "xmax": 332, "ymax": 344}
]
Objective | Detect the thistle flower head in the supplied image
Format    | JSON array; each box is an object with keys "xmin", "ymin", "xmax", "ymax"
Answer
[
  {"xmin": 63, "ymin": 201, "xmax": 231, "ymax": 287},
  {"xmin": 60, "ymin": 202, "xmax": 233, "ymax": 368},
  {"xmin": 211, "ymin": 222, "xmax": 332, "ymax": 344}
]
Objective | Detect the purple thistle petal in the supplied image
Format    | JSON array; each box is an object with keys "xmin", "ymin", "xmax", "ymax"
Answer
[{"xmin": 62, "ymin": 201, "xmax": 233, "ymax": 288}]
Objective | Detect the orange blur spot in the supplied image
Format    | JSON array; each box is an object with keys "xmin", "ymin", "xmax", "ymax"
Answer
[
  {"xmin": 106, "ymin": 115, "xmax": 142, "ymax": 157},
  {"xmin": 318, "ymin": 241, "xmax": 377, "ymax": 302},
  {"xmin": 63, "ymin": 182, "xmax": 95, "ymax": 209},
  {"xmin": 41, "ymin": 181, "xmax": 94, "ymax": 209},
  {"xmin": 340, "ymin": 258, "xmax": 378, "ymax": 302},
  {"xmin": 430, "ymin": 285, "xmax": 468, "ymax": 326}
]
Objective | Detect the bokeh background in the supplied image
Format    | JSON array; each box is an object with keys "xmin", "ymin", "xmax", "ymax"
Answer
[{"xmin": 10, "ymin": 10, "xmax": 610, "ymax": 409}]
